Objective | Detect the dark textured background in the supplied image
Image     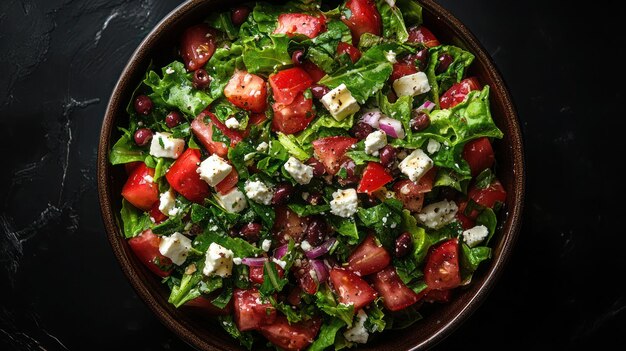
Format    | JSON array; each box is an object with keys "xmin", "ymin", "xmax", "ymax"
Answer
[{"xmin": 1, "ymin": 0, "xmax": 625, "ymax": 350}]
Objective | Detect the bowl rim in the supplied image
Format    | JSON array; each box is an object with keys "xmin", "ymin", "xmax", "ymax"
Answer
[{"xmin": 97, "ymin": 0, "xmax": 525, "ymax": 350}]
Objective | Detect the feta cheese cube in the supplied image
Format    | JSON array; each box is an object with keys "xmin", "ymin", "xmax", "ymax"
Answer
[
  {"xmin": 284, "ymin": 157, "xmax": 314, "ymax": 185},
  {"xmin": 417, "ymin": 200, "xmax": 458, "ymax": 229},
  {"xmin": 225, "ymin": 117, "xmax": 240, "ymax": 129},
  {"xmin": 272, "ymin": 257, "xmax": 287, "ymax": 269},
  {"xmin": 392, "ymin": 72, "xmax": 431, "ymax": 97},
  {"xmin": 158, "ymin": 188, "xmax": 181, "ymax": 217},
  {"xmin": 427, "ymin": 139, "xmax": 441, "ymax": 154},
  {"xmin": 244, "ymin": 180, "xmax": 274, "ymax": 205},
  {"xmin": 149, "ymin": 132, "xmax": 185, "ymax": 159},
  {"xmin": 344, "ymin": 310, "xmax": 369, "ymax": 344},
  {"xmin": 364, "ymin": 130, "xmax": 387, "ymax": 156},
  {"xmin": 216, "ymin": 188, "xmax": 247, "ymax": 213},
  {"xmin": 203, "ymin": 242, "xmax": 234, "ymax": 277},
  {"xmin": 320, "ymin": 83, "xmax": 360, "ymax": 121},
  {"xmin": 398, "ymin": 149, "xmax": 433, "ymax": 182},
  {"xmin": 300, "ymin": 240, "xmax": 312, "ymax": 252},
  {"xmin": 330, "ymin": 188, "xmax": 358, "ymax": 218},
  {"xmin": 198, "ymin": 154, "xmax": 233, "ymax": 186},
  {"xmin": 462, "ymin": 225, "xmax": 489, "ymax": 247},
  {"xmin": 158, "ymin": 232, "xmax": 192, "ymax": 266},
  {"xmin": 256, "ymin": 141, "xmax": 269, "ymax": 152}
]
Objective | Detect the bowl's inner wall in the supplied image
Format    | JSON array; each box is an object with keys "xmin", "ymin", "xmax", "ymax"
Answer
[{"xmin": 101, "ymin": 1, "xmax": 523, "ymax": 350}]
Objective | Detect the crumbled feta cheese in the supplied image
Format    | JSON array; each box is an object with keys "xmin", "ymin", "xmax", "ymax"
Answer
[
  {"xmin": 158, "ymin": 188, "xmax": 181, "ymax": 217},
  {"xmin": 417, "ymin": 200, "xmax": 458, "ymax": 229},
  {"xmin": 462, "ymin": 225, "xmax": 489, "ymax": 247},
  {"xmin": 427, "ymin": 139, "xmax": 441, "ymax": 154},
  {"xmin": 149, "ymin": 132, "xmax": 185, "ymax": 159},
  {"xmin": 344, "ymin": 310, "xmax": 369, "ymax": 344},
  {"xmin": 225, "ymin": 117, "xmax": 240, "ymax": 129},
  {"xmin": 203, "ymin": 242, "xmax": 234, "ymax": 277},
  {"xmin": 301, "ymin": 240, "xmax": 312, "ymax": 252},
  {"xmin": 198, "ymin": 154, "xmax": 233, "ymax": 186},
  {"xmin": 261, "ymin": 239, "xmax": 272, "ymax": 252},
  {"xmin": 256, "ymin": 141, "xmax": 269, "ymax": 152},
  {"xmin": 320, "ymin": 83, "xmax": 360, "ymax": 121},
  {"xmin": 330, "ymin": 188, "xmax": 358, "ymax": 218},
  {"xmin": 272, "ymin": 257, "xmax": 287, "ymax": 269},
  {"xmin": 244, "ymin": 180, "xmax": 274, "ymax": 205},
  {"xmin": 233, "ymin": 257, "xmax": 242, "ymax": 265},
  {"xmin": 385, "ymin": 50, "xmax": 397, "ymax": 63},
  {"xmin": 284, "ymin": 157, "xmax": 314, "ymax": 185},
  {"xmin": 364, "ymin": 130, "xmax": 387, "ymax": 156},
  {"xmin": 216, "ymin": 189, "xmax": 247, "ymax": 213},
  {"xmin": 398, "ymin": 149, "xmax": 433, "ymax": 182},
  {"xmin": 392, "ymin": 72, "xmax": 431, "ymax": 97},
  {"xmin": 158, "ymin": 232, "xmax": 192, "ymax": 266},
  {"xmin": 165, "ymin": 67, "xmax": 175, "ymax": 74},
  {"xmin": 384, "ymin": 0, "xmax": 396, "ymax": 7}
]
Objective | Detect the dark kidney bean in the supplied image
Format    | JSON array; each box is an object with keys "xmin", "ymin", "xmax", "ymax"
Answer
[
  {"xmin": 231, "ymin": 6, "xmax": 251, "ymax": 26},
  {"xmin": 410, "ymin": 111, "xmax": 431, "ymax": 132},
  {"xmin": 134, "ymin": 95, "xmax": 153, "ymax": 115},
  {"xmin": 133, "ymin": 128, "xmax": 153, "ymax": 147},
  {"xmin": 305, "ymin": 216, "xmax": 328, "ymax": 246},
  {"xmin": 291, "ymin": 50, "xmax": 305, "ymax": 65},
  {"xmin": 415, "ymin": 49, "xmax": 430, "ymax": 71},
  {"xmin": 350, "ymin": 122, "xmax": 374, "ymax": 140},
  {"xmin": 307, "ymin": 157, "xmax": 326, "ymax": 177},
  {"xmin": 379, "ymin": 145, "xmax": 397, "ymax": 168},
  {"xmin": 310, "ymin": 84, "xmax": 330, "ymax": 99},
  {"xmin": 272, "ymin": 182, "xmax": 295, "ymax": 205},
  {"xmin": 192, "ymin": 68, "xmax": 212, "ymax": 90},
  {"xmin": 337, "ymin": 159, "xmax": 359, "ymax": 187},
  {"xmin": 240, "ymin": 223, "xmax": 262, "ymax": 242},
  {"xmin": 395, "ymin": 232, "xmax": 413, "ymax": 258},
  {"xmin": 436, "ymin": 53, "xmax": 454, "ymax": 74},
  {"xmin": 305, "ymin": 192, "xmax": 323, "ymax": 206},
  {"xmin": 165, "ymin": 111, "xmax": 182, "ymax": 128}
]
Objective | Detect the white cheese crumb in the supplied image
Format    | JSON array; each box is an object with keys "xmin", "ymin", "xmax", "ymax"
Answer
[
  {"xmin": 261, "ymin": 239, "xmax": 272, "ymax": 252},
  {"xmin": 256, "ymin": 141, "xmax": 269, "ymax": 152},
  {"xmin": 300, "ymin": 240, "xmax": 312, "ymax": 252},
  {"xmin": 398, "ymin": 149, "xmax": 433, "ymax": 182},
  {"xmin": 320, "ymin": 83, "xmax": 360, "ymax": 121},
  {"xmin": 225, "ymin": 117, "xmax": 240, "ymax": 129},
  {"xmin": 197, "ymin": 154, "xmax": 233, "ymax": 186},
  {"xmin": 392, "ymin": 72, "xmax": 431, "ymax": 97},
  {"xmin": 385, "ymin": 50, "xmax": 397, "ymax": 63},
  {"xmin": 284, "ymin": 156, "xmax": 314, "ymax": 185},
  {"xmin": 149, "ymin": 132, "xmax": 185, "ymax": 159},
  {"xmin": 158, "ymin": 232, "xmax": 192, "ymax": 266},
  {"xmin": 203, "ymin": 242, "xmax": 234, "ymax": 277},
  {"xmin": 244, "ymin": 180, "xmax": 274, "ymax": 205},
  {"xmin": 216, "ymin": 189, "xmax": 247, "ymax": 213},
  {"xmin": 344, "ymin": 310, "xmax": 369, "ymax": 344},
  {"xmin": 330, "ymin": 188, "xmax": 358, "ymax": 218},
  {"xmin": 364, "ymin": 130, "xmax": 387, "ymax": 156},
  {"xmin": 272, "ymin": 257, "xmax": 287, "ymax": 269},
  {"xmin": 462, "ymin": 225, "xmax": 489, "ymax": 247},
  {"xmin": 417, "ymin": 200, "xmax": 458, "ymax": 229},
  {"xmin": 158, "ymin": 188, "xmax": 181, "ymax": 217},
  {"xmin": 427, "ymin": 139, "xmax": 441, "ymax": 154}
]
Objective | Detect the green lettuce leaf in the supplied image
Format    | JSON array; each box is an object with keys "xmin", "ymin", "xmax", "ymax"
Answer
[
  {"xmin": 109, "ymin": 132, "xmax": 147, "ymax": 165},
  {"xmin": 426, "ymin": 45, "xmax": 475, "ymax": 105},
  {"xmin": 206, "ymin": 43, "xmax": 244, "ymax": 99},
  {"xmin": 119, "ymin": 199, "xmax": 151, "ymax": 238},
  {"xmin": 308, "ymin": 318, "xmax": 347, "ymax": 351},
  {"xmin": 218, "ymin": 315, "xmax": 254, "ymax": 350}
]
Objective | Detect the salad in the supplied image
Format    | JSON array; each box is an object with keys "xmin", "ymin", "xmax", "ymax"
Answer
[{"xmin": 109, "ymin": 0, "xmax": 507, "ymax": 350}]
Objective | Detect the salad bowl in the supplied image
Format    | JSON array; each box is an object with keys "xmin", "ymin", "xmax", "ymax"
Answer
[{"xmin": 97, "ymin": 0, "xmax": 525, "ymax": 350}]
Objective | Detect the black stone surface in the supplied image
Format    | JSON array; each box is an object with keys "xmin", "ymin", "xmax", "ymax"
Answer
[{"xmin": 1, "ymin": 0, "xmax": 624, "ymax": 350}]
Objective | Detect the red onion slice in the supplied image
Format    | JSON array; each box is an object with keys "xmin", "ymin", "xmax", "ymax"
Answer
[
  {"xmin": 241, "ymin": 257, "xmax": 268, "ymax": 266},
  {"xmin": 361, "ymin": 110, "xmax": 382, "ymax": 128},
  {"xmin": 416, "ymin": 100, "xmax": 435, "ymax": 113},
  {"xmin": 274, "ymin": 244, "xmax": 289, "ymax": 259},
  {"xmin": 305, "ymin": 237, "xmax": 337, "ymax": 259},
  {"xmin": 378, "ymin": 117, "xmax": 405, "ymax": 139},
  {"xmin": 309, "ymin": 259, "xmax": 329, "ymax": 283}
]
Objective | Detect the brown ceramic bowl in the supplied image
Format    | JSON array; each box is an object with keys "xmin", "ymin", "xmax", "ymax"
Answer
[{"xmin": 97, "ymin": 0, "xmax": 525, "ymax": 350}]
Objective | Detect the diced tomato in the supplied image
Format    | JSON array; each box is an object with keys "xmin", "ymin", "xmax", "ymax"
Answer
[
  {"xmin": 128, "ymin": 229, "xmax": 172, "ymax": 277},
  {"xmin": 121, "ymin": 163, "xmax": 158, "ymax": 211},
  {"xmin": 273, "ymin": 206, "xmax": 310, "ymax": 245},
  {"xmin": 336, "ymin": 42, "xmax": 361, "ymax": 63},
  {"xmin": 357, "ymin": 162, "xmax": 393, "ymax": 193},
  {"xmin": 424, "ymin": 289, "xmax": 452, "ymax": 303},
  {"xmin": 392, "ymin": 168, "xmax": 436, "ymax": 212},
  {"xmin": 259, "ymin": 316, "xmax": 322, "ymax": 351},
  {"xmin": 180, "ymin": 24, "xmax": 217, "ymax": 71},
  {"xmin": 407, "ymin": 25, "xmax": 440, "ymax": 47},
  {"xmin": 165, "ymin": 148, "xmax": 210, "ymax": 203},
  {"xmin": 293, "ymin": 259, "xmax": 319, "ymax": 295},
  {"xmin": 370, "ymin": 266, "xmax": 420, "ymax": 311},
  {"xmin": 347, "ymin": 235, "xmax": 391, "ymax": 276},
  {"xmin": 233, "ymin": 288, "xmax": 277, "ymax": 331},
  {"xmin": 274, "ymin": 13, "xmax": 326, "ymax": 38},
  {"xmin": 148, "ymin": 201, "xmax": 168, "ymax": 224},
  {"xmin": 301, "ymin": 60, "xmax": 326, "ymax": 83},
  {"xmin": 455, "ymin": 212, "xmax": 476, "ymax": 230},
  {"xmin": 329, "ymin": 268, "xmax": 377, "ymax": 310},
  {"xmin": 224, "ymin": 70, "xmax": 268, "ymax": 113},
  {"xmin": 249, "ymin": 264, "xmax": 285, "ymax": 284},
  {"xmin": 463, "ymin": 137, "xmax": 495, "ymax": 176},
  {"xmin": 312, "ymin": 136, "xmax": 358, "ymax": 175},
  {"xmin": 249, "ymin": 112, "xmax": 268, "ymax": 126},
  {"xmin": 341, "ymin": 0, "xmax": 382, "ymax": 45},
  {"xmin": 270, "ymin": 67, "xmax": 314, "ymax": 106},
  {"xmin": 390, "ymin": 61, "xmax": 418, "ymax": 82},
  {"xmin": 184, "ymin": 296, "xmax": 232, "ymax": 315},
  {"xmin": 191, "ymin": 111, "xmax": 228, "ymax": 157},
  {"xmin": 272, "ymin": 93, "xmax": 315, "ymax": 135},
  {"xmin": 424, "ymin": 239, "xmax": 461, "ymax": 290},
  {"xmin": 459, "ymin": 179, "xmax": 507, "ymax": 220},
  {"xmin": 124, "ymin": 161, "xmax": 142, "ymax": 175},
  {"xmin": 215, "ymin": 169, "xmax": 239, "ymax": 195},
  {"xmin": 439, "ymin": 77, "xmax": 481, "ymax": 109}
]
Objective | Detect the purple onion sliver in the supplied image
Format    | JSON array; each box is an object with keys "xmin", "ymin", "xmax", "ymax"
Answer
[
  {"xmin": 378, "ymin": 117, "xmax": 405, "ymax": 139},
  {"xmin": 416, "ymin": 100, "xmax": 435, "ymax": 112},
  {"xmin": 309, "ymin": 259, "xmax": 329, "ymax": 283},
  {"xmin": 360, "ymin": 110, "xmax": 382, "ymax": 128},
  {"xmin": 274, "ymin": 244, "xmax": 289, "ymax": 259},
  {"xmin": 305, "ymin": 237, "xmax": 337, "ymax": 259},
  {"xmin": 241, "ymin": 257, "xmax": 268, "ymax": 266}
]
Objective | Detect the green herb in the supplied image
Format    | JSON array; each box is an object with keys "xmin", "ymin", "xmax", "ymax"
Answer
[
  {"xmin": 119, "ymin": 199, "xmax": 151, "ymax": 238},
  {"xmin": 308, "ymin": 318, "xmax": 347, "ymax": 351},
  {"xmin": 218, "ymin": 315, "xmax": 254, "ymax": 350}
]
